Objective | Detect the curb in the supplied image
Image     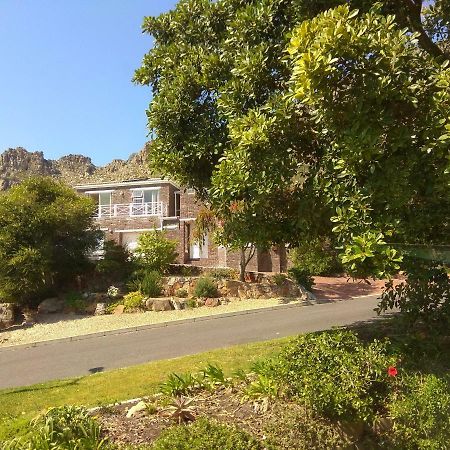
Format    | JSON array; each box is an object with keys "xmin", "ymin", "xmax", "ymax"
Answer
[{"xmin": 0, "ymin": 294, "xmax": 379, "ymax": 353}]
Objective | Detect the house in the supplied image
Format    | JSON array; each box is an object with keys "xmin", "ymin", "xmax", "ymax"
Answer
[{"xmin": 74, "ymin": 178, "xmax": 287, "ymax": 273}]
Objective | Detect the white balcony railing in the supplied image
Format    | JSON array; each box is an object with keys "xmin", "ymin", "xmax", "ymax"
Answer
[{"xmin": 96, "ymin": 202, "xmax": 166, "ymax": 218}]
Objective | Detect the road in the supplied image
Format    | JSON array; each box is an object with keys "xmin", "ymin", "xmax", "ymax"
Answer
[{"xmin": 0, "ymin": 295, "xmax": 384, "ymax": 389}]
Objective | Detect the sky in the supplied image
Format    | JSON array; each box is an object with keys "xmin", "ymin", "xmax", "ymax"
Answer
[{"xmin": 0, "ymin": 0, "xmax": 178, "ymax": 165}]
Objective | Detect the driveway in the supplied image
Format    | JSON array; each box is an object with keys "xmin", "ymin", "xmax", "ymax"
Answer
[{"xmin": 0, "ymin": 294, "xmax": 386, "ymax": 389}]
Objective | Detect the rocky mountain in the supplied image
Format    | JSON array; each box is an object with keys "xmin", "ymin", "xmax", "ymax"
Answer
[{"xmin": 0, "ymin": 146, "xmax": 156, "ymax": 190}]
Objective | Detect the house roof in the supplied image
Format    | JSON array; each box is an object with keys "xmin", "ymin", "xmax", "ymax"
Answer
[{"xmin": 74, "ymin": 178, "xmax": 180, "ymax": 191}]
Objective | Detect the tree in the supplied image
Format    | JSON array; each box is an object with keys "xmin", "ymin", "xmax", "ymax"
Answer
[
  {"xmin": 0, "ymin": 177, "xmax": 101, "ymax": 306},
  {"xmin": 135, "ymin": 0, "xmax": 449, "ymax": 279},
  {"xmin": 135, "ymin": 231, "xmax": 178, "ymax": 273}
]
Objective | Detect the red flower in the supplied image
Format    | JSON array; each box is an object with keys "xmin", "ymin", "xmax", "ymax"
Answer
[{"xmin": 387, "ymin": 366, "xmax": 398, "ymax": 377}]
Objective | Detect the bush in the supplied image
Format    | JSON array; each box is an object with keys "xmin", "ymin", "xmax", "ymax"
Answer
[
  {"xmin": 207, "ymin": 268, "xmax": 237, "ymax": 280},
  {"xmin": 123, "ymin": 291, "xmax": 145, "ymax": 310},
  {"xmin": 95, "ymin": 239, "xmax": 134, "ymax": 282},
  {"xmin": 271, "ymin": 273, "xmax": 287, "ymax": 286},
  {"xmin": 151, "ymin": 418, "xmax": 262, "ymax": 450},
  {"xmin": 175, "ymin": 288, "xmax": 189, "ymax": 298},
  {"xmin": 0, "ymin": 177, "xmax": 101, "ymax": 307},
  {"xmin": 378, "ymin": 259, "xmax": 450, "ymax": 330},
  {"xmin": 2, "ymin": 405, "xmax": 106, "ymax": 449},
  {"xmin": 193, "ymin": 277, "xmax": 218, "ymax": 298},
  {"xmin": 288, "ymin": 267, "xmax": 314, "ymax": 290},
  {"xmin": 385, "ymin": 374, "xmax": 450, "ymax": 449},
  {"xmin": 263, "ymin": 402, "xmax": 349, "ymax": 449},
  {"xmin": 136, "ymin": 231, "xmax": 178, "ymax": 273},
  {"xmin": 140, "ymin": 270, "xmax": 163, "ymax": 297},
  {"xmin": 272, "ymin": 330, "xmax": 395, "ymax": 421},
  {"xmin": 64, "ymin": 291, "xmax": 86, "ymax": 313},
  {"xmin": 289, "ymin": 237, "xmax": 342, "ymax": 276}
]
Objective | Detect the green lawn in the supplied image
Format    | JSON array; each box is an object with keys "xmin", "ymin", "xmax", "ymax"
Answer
[{"xmin": 0, "ymin": 337, "xmax": 289, "ymax": 439}]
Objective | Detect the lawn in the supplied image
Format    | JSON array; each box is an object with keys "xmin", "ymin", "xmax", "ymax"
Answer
[{"xmin": 0, "ymin": 337, "xmax": 289, "ymax": 440}]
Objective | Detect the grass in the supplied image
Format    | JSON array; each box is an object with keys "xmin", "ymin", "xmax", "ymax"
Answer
[{"xmin": 0, "ymin": 337, "xmax": 289, "ymax": 440}]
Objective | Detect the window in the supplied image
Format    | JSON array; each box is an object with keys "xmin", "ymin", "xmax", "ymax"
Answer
[
  {"xmin": 190, "ymin": 234, "xmax": 208, "ymax": 259},
  {"xmin": 131, "ymin": 189, "xmax": 159, "ymax": 204},
  {"xmin": 99, "ymin": 192, "xmax": 111, "ymax": 206},
  {"xmin": 174, "ymin": 191, "xmax": 181, "ymax": 216}
]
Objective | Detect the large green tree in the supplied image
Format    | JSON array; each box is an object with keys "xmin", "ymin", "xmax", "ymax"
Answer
[
  {"xmin": 135, "ymin": 0, "xmax": 449, "ymax": 279},
  {"xmin": 0, "ymin": 177, "xmax": 100, "ymax": 306}
]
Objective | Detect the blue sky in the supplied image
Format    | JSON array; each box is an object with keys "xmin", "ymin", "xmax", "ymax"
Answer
[{"xmin": 0, "ymin": 0, "xmax": 177, "ymax": 165}]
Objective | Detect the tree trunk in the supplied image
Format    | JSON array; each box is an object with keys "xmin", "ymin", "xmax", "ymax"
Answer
[{"xmin": 239, "ymin": 247, "xmax": 246, "ymax": 282}]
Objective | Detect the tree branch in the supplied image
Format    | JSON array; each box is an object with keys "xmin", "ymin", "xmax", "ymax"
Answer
[{"xmin": 401, "ymin": 0, "xmax": 448, "ymax": 59}]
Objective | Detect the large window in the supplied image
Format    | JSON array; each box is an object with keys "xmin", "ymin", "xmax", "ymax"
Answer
[{"xmin": 131, "ymin": 188, "xmax": 159, "ymax": 204}]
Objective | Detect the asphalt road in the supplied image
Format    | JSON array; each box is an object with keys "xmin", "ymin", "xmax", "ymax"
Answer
[{"xmin": 0, "ymin": 295, "xmax": 384, "ymax": 389}]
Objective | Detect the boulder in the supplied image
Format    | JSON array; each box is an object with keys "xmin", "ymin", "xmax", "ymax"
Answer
[
  {"xmin": 84, "ymin": 301, "xmax": 97, "ymax": 315},
  {"xmin": 144, "ymin": 298, "xmax": 155, "ymax": 310},
  {"xmin": 0, "ymin": 303, "xmax": 15, "ymax": 329},
  {"xmin": 171, "ymin": 298, "xmax": 184, "ymax": 310},
  {"xmin": 38, "ymin": 297, "xmax": 64, "ymax": 314},
  {"xmin": 94, "ymin": 303, "xmax": 107, "ymax": 315},
  {"xmin": 205, "ymin": 298, "xmax": 220, "ymax": 307},
  {"xmin": 113, "ymin": 305, "xmax": 125, "ymax": 315},
  {"xmin": 152, "ymin": 298, "xmax": 174, "ymax": 312},
  {"xmin": 196, "ymin": 298, "xmax": 206, "ymax": 307},
  {"xmin": 223, "ymin": 280, "xmax": 242, "ymax": 297},
  {"xmin": 126, "ymin": 401, "xmax": 148, "ymax": 418}
]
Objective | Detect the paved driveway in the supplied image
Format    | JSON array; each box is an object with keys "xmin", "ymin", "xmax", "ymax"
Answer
[{"xmin": 0, "ymin": 295, "xmax": 385, "ymax": 389}]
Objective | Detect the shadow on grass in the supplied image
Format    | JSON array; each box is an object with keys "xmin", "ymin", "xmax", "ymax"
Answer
[{"xmin": 0, "ymin": 376, "xmax": 84, "ymax": 397}]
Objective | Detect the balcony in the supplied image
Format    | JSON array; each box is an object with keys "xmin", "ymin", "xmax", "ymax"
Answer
[{"xmin": 96, "ymin": 202, "xmax": 167, "ymax": 219}]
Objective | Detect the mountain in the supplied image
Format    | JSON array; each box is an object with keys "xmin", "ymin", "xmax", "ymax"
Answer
[{"xmin": 0, "ymin": 146, "xmax": 155, "ymax": 190}]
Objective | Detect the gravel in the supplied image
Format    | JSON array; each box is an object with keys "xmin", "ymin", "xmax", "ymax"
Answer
[{"xmin": 0, "ymin": 298, "xmax": 297, "ymax": 348}]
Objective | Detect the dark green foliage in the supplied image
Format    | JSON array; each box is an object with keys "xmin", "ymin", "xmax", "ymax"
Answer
[
  {"xmin": 193, "ymin": 277, "xmax": 218, "ymax": 298},
  {"xmin": 289, "ymin": 237, "xmax": 342, "ymax": 276},
  {"xmin": 0, "ymin": 177, "xmax": 100, "ymax": 306},
  {"xmin": 385, "ymin": 374, "xmax": 450, "ymax": 449},
  {"xmin": 151, "ymin": 418, "xmax": 262, "ymax": 450},
  {"xmin": 140, "ymin": 270, "xmax": 163, "ymax": 297},
  {"xmin": 288, "ymin": 267, "xmax": 314, "ymax": 291},
  {"xmin": 64, "ymin": 291, "xmax": 86, "ymax": 313},
  {"xmin": 272, "ymin": 330, "xmax": 395, "ymax": 421},
  {"xmin": 95, "ymin": 240, "xmax": 133, "ymax": 282},
  {"xmin": 378, "ymin": 258, "xmax": 450, "ymax": 330},
  {"xmin": 135, "ymin": 231, "xmax": 178, "ymax": 273},
  {"xmin": 2, "ymin": 405, "xmax": 106, "ymax": 449}
]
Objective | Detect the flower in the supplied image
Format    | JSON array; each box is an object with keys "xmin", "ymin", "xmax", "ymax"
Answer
[{"xmin": 387, "ymin": 366, "xmax": 398, "ymax": 377}]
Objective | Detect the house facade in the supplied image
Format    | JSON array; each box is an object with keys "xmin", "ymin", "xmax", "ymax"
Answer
[{"xmin": 74, "ymin": 178, "xmax": 287, "ymax": 273}]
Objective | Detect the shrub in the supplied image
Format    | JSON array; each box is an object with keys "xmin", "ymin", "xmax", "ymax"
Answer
[
  {"xmin": 193, "ymin": 277, "xmax": 218, "ymax": 298},
  {"xmin": 271, "ymin": 273, "xmax": 287, "ymax": 286},
  {"xmin": 207, "ymin": 268, "xmax": 237, "ymax": 280},
  {"xmin": 185, "ymin": 298, "xmax": 197, "ymax": 308},
  {"xmin": 140, "ymin": 270, "xmax": 163, "ymax": 297},
  {"xmin": 175, "ymin": 288, "xmax": 189, "ymax": 298},
  {"xmin": 0, "ymin": 177, "xmax": 100, "ymax": 307},
  {"xmin": 289, "ymin": 237, "xmax": 342, "ymax": 276},
  {"xmin": 135, "ymin": 231, "xmax": 178, "ymax": 273},
  {"xmin": 288, "ymin": 267, "xmax": 314, "ymax": 290},
  {"xmin": 385, "ymin": 374, "xmax": 450, "ymax": 449},
  {"xmin": 95, "ymin": 240, "xmax": 133, "ymax": 282},
  {"xmin": 378, "ymin": 258, "xmax": 450, "ymax": 330},
  {"xmin": 263, "ymin": 402, "xmax": 349, "ymax": 450},
  {"xmin": 2, "ymin": 405, "xmax": 106, "ymax": 449},
  {"xmin": 123, "ymin": 291, "xmax": 145, "ymax": 310},
  {"xmin": 107, "ymin": 285, "xmax": 120, "ymax": 299},
  {"xmin": 151, "ymin": 418, "xmax": 262, "ymax": 450},
  {"xmin": 272, "ymin": 330, "xmax": 395, "ymax": 421},
  {"xmin": 64, "ymin": 291, "xmax": 86, "ymax": 313}
]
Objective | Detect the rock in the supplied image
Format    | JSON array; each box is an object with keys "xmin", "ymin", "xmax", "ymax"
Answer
[
  {"xmin": 113, "ymin": 304, "xmax": 125, "ymax": 315},
  {"xmin": 125, "ymin": 400, "xmax": 148, "ymax": 418},
  {"xmin": 152, "ymin": 298, "xmax": 174, "ymax": 312},
  {"xmin": 21, "ymin": 308, "xmax": 37, "ymax": 326},
  {"xmin": 298, "ymin": 286, "xmax": 316, "ymax": 302},
  {"xmin": 144, "ymin": 298, "xmax": 155, "ymax": 310},
  {"xmin": 0, "ymin": 303, "xmax": 15, "ymax": 329},
  {"xmin": 223, "ymin": 280, "xmax": 242, "ymax": 297},
  {"xmin": 196, "ymin": 298, "xmax": 206, "ymax": 307},
  {"xmin": 37, "ymin": 297, "xmax": 64, "ymax": 314},
  {"xmin": 84, "ymin": 301, "xmax": 97, "ymax": 315},
  {"xmin": 94, "ymin": 303, "xmax": 107, "ymax": 315},
  {"xmin": 93, "ymin": 292, "xmax": 108, "ymax": 302},
  {"xmin": 205, "ymin": 298, "xmax": 220, "ymax": 307},
  {"xmin": 171, "ymin": 298, "xmax": 184, "ymax": 310}
]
